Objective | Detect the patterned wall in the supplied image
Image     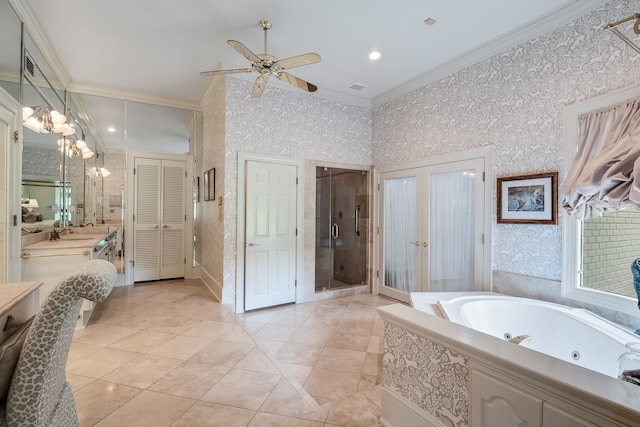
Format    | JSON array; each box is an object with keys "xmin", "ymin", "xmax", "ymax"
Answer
[
  {"xmin": 383, "ymin": 322, "xmax": 469, "ymax": 426},
  {"xmin": 373, "ymin": 0, "xmax": 640, "ymax": 281},
  {"xmin": 222, "ymin": 78, "xmax": 372, "ymax": 304},
  {"xmin": 22, "ymin": 145, "xmax": 60, "ymax": 178},
  {"xmin": 201, "ymin": 79, "xmax": 226, "ymax": 297}
]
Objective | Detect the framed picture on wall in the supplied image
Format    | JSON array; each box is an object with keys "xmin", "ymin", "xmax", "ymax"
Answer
[
  {"xmin": 497, "ymin": 172, "xmax": 557, "ymax": 225},
  {"xmin": 194, "ymin": 176, "xmax": 200, "ymax": 203},
  {"xmin": 205, "ymin": 168, "xmax": 215, "ymax": 201},
  {"xmin": 203, "ymin": 171, "xmax": 210, "ymax": 201}
]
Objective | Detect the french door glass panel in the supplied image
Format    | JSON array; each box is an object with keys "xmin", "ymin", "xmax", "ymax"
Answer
[
  {"xmin": 428, "ymin": 168, "xmax": 476, "ymax": 292},
  {"xmin": 382, "ymin": 172, "xmax": 420, "ymax": 301}
]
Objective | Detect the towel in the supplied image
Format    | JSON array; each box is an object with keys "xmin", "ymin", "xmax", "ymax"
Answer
[{"xmin": 631, "ymin": 258, "xmax": 640, "ymax": 334}]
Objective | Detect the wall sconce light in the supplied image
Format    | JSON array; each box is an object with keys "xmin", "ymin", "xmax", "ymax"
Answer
[
  {"xmin": 57, "ymin": 137, "xmax": 94, "ymax": 159},
  {"xmin": 90, "ymin": 166, "xmax": 111, "ymax": 177},
  {"xmin": 22, "ymin": 106, "xmax": 75, "ymax": 135}
]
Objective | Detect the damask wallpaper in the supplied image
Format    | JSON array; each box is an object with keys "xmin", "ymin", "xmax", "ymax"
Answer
[
  {"xmin": 373, "ymin": 0, "xmax": 640, "ymax": 281},
  {"xmin": 383, "ymin": 323, "xmax": 469, "ymax": 426}
]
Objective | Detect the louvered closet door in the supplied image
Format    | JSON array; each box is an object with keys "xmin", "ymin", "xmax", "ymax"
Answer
[
  {"xmin": 160, "ymin": 160, "xmax": 185, "ymax": 279},
  {"xmin": 134, "ymin": 158, "xmax": 161, "ymax": 282}
]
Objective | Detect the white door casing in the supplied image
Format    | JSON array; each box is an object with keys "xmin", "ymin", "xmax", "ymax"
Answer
[{"xmin": 244, "ymin": 160, "xmax": 297, "ymax": 311}]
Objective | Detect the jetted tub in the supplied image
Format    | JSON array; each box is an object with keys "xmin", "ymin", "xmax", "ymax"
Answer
[{"xmin": 436, "ymin": 295, "xmax": 640, "ymax": 378}]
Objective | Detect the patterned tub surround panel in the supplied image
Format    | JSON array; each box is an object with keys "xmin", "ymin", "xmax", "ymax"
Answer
[
  {"xmin": 372, "ymin": 0, "xmax": 640, "ymax": 281},
  {"xmin": 383, "ymin": 322, "xmax": 469, "ymax": 427}
]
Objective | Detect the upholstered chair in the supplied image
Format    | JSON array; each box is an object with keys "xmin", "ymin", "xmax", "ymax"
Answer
[{"xmin": 0, "ymin": 259, "xmax": 116, "ymax": 427}]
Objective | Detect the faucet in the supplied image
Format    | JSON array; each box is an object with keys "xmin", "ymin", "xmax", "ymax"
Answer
[
  {"xmin": 509, "ymin": 335, "xmax": 532, "ymax": 345},
  {"xmin": 49, "ymin": 228, "xmax": 60, "ymax": 241}
]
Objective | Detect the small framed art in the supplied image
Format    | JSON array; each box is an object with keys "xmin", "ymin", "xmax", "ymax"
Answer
[{"xmin": 497, "ymin": 172, "xmax": 557, "ymax": 225}]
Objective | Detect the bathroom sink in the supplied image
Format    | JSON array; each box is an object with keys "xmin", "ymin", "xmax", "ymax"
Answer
[{"xmin": 58, "ymin": 235, "xmax": 98, "ymax": 241}]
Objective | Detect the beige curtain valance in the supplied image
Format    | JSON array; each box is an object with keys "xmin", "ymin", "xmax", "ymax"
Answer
[{"xmin": 560, "ymin": 98, "xmax": 640, "ymax": 220}]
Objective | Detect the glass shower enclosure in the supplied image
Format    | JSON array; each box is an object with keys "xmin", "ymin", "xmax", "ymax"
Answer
[{"xmin": 315, "ymin": 167, "xmax": 368, "ymax": 291}]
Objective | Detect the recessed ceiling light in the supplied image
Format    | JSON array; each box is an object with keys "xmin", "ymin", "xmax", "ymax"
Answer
[
  {"xmin": 369, "ymin": 51, "xmax": 381, "ymax": 60},
  {"xmin": 424, "ymin": 17, "xmax": 437, "ymax": 26},
  {"xmin": 348, "ymin": 83, "xmax": 367, "ymax": 91},
  {"xmin": 107, "ymin": 127, "xmax": 116, "ymax": 133}
]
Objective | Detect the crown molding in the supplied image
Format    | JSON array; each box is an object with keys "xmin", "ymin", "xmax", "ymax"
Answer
[
  {"xmin": 67, "ymin": 83, "xmax": 202, "ymax": 112},
  {"xmin": 8, "ymin": 0, "xmax": 71, "ymax": 89},
  {"xmin": 372, "ymin": 0, "xmax": 608, "ymax": 108},
  {"xmin": 200, "ymin": 72, "xmax": 226, "ymax": 107}
]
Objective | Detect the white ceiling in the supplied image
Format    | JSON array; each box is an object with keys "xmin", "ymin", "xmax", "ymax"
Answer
[{"xmin": 23, "ymin": 0, "xmax": 603, "ymax": 109}]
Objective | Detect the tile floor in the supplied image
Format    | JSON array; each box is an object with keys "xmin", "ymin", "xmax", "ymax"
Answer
[{"xmin": 68, "ymin": 278, "xmax": 396, "ymax": 427}]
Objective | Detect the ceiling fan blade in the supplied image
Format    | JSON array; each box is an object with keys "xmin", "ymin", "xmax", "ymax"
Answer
[
  {"xmin": 277, "ymin": 72, "xmax": 318, "ymax": 92},
  {"xmin": 200, "ymin": 68, "xmax": 253, "ymax": 76},
  {"xmin": 252, "ymin": 75, "xmax": 269, "ymax": 98},
  {"xmin": 227, "ymin": 40, "xmax": 261, "ymax": 63},
  {"xmin": 276, "ymin": 53, "xmax": 321, "ymax": 70}
]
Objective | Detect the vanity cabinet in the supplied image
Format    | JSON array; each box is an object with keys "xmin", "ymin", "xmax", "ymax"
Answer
[{"xmin": 21, "ymin": 233, "xmax": 109, "ymax": 327}]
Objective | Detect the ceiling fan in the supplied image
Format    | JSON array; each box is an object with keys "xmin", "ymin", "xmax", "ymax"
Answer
[{"xmin": 201, "ymin": 20, "xmax": 321, "ymax": 98}]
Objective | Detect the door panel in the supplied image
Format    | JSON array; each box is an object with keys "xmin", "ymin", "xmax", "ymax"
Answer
[
  {"xmin": 245, "ymin": 160, "xmax": 297, "ymax": 310},
  {"xmin": 161, "ymin": 160, "xmax": 185, "ymax": 279},
  {"xmin": 134, "ymin": 158, "xmax": 161, "ymax": 282}
]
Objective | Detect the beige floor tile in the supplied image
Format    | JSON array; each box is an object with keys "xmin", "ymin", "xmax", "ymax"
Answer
[
  {"xmin": 147, "ymin": 289, "xmax": 194, "ymax": 303},
  {"xmin": 255, "ymin": 323, "xmax": 298, "ymax": 341},
  {"xmin": 107, "ymin": 310, "xmax": 172, "ymax": 330},
  {"xmin": 288, "ymin": 327, "xmax": 334, "ymax": 347},
  {"xmin": 189, "ymin": 340, "xmax": 255, "ymax": 367},
  {"xmin": 201, "ymin": 368, "xmax": 281, "ymax": 410},
  {"xmin": 181, "ymin": 320, "xmax": 235, "ymax": 339},
  {"xmin": 275, "ymin": 342, "xmax": 324, "ymax": 366},
  {"xmin": 94, "ymin": 390, "xmax": 194, "ymax": 427},
  {"xmin": 108, "ymin": 330, "xmax": 174, "ymax": 353},
  {"xmin": 146, "ymin": 316, "xmax": 200, "ymax": 334},
  {"xmin": 358, "ymin": 375, "xmax": 382, "ymax": 407},
  {"xmin": 335, "ymin": 319, "xmax": 373, "ymax": 335},
  {"xmin": 67, "ymin": 342, "xmax": 103, "ymax": 364},
  {"xmin": 74, "ymin": 380, "xmax": 142, "ymax": 427},
  {"xmin": 361, "ymin": 352, "xmax": 383, "ymax": 376},
  {"xmin": 255, "ymin": 338, "xmax": 286, "ymax": 355},
  {"xmin": 148, "ymin": 335, "xmax": 212, "ymax": 360},
  {"xmin": 315, "ymin": 348, "xmax": 366, "ymax": 373},
  {"xmin": 275, "ymin": 362, "xmax": 313, "ymax": 386},
  {"xmin": 304, "ymin": 368, "xmax": 361, "ymax": 400},
  {"xmin": 268, "ymin": 312, "xmax": 310, "ymax": 328},
  {"xmin": 325, "ymin": 392, "xmax": 381, "ymax": 427},
  {"xmin": 66, "ymin": 373, "xmax": 94, "ymax": 392},
  {"xmin": 66, "ymin": 348, "xmax": 141, "ymax": 378},
  {"xmin": 371, "ymin": 320, "xmax": 385, "ymax": 337},
  {"xmin": 238, "ymin": 310, "xmax": 280, "ymax": 325},
  {"xmin": 242, "ymin": 321, "xmax": 266, "ymax": 334},
  {"xmin": 101, "ymin": 354, "xmax": 183, "ymax": 388},
  {"xmin": 219, "ymin": 324, "xmax": 256, "ymax": 344},
  {"xmin": 260, "ymin": 378, "xmax": 328, "ymax": 422},
  {"xmin": 248, "ymin": 412, "xmax": 324, "ymax": 427},
  {"xmin": 325, "ymin": 332, "xmax": 370, "ymax": 352},
  {"xmin": 149, "ymin": 361, "xmax": 229, "ymax": 399},
  {"xmin": 235, "ymin": 347, "xmax": 280, "ymax": 374},
  {"xmin": 171, "ymin": 401, "xmax": 255, "ymax": 427},
  {"xmin": 367, "ymin": 335, "xmax": 384, "ymax": 354},
  {"xmin": 74, "ymin": 325, "xmax": 139, "ymax": 347}
]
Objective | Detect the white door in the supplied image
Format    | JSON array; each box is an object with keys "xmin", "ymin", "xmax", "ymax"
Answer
[
  {"xmin": 244, "ymin": 160, "xmax": 297, "ymax": 310},
  {"xmin": 133, "ymin": 157, "xmax": 186, "ymax": 282},
  {"xmin": 379, "ymin": 158, "xmax": 485, "ymax": 302}
]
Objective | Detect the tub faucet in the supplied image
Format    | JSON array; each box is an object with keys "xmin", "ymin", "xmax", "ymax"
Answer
[{"xmin": 509, "ymin": 335, "xmax": 532, "ymax": 345}]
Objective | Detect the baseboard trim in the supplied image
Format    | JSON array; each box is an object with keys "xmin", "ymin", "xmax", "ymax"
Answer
[
  {"xmin": 380, "ymin": 387, "xmax": 445, "ymax": 427},
  {"xmin": 199, "ymin": 267, "xmax": 222, "ymax": 303}
]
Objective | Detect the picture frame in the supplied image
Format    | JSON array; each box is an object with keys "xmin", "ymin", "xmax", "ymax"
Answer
[
  {"xmin": 204, "ymin": 168, "xmax": 215, "ymax": 201},
  {"xmin": 203, "ymin": 171, "xmax": 210, "ymax": 201},
  {"xmin": 497, "ymin": 172, "xmax": 557, "ymax": 225},
  {"xmin": 194, "ymin": 176, "xmax": 200, "ymax": 203}
]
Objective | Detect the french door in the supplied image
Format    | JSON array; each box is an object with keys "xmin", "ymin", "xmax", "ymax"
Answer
[{"xmin": 379, "ymin": 157, "xmax": 486, "ymax": 302}]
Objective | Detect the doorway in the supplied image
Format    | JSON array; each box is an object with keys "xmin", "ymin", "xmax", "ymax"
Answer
[
  {"xmin": 315, "ymin": 167, "xmax": 369, "ymax": 291},
  {"xmin": 376, "ymin": 149, "xmax": 491, "ymax": 303}
]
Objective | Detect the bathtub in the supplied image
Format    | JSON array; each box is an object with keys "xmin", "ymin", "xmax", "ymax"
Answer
[{"xmin": 436, "ymin": 295, "xmax": 640, "ymax": 378}]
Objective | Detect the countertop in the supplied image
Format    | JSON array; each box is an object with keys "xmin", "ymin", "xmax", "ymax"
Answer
[
  {"xmin": 0, "ymin": 282, "xmax": 43, "ymax": 317},
  {"xmin": 22, "ymin": 233, "xmax": 106, "ymax": 250}
]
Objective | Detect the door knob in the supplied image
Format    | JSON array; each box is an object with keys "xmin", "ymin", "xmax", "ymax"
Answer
[
  {"xmin": 247, "ymin": 242, "xmax": 259, "ymax": 247},
  {"xmin": 422, "ymin": 242, "xmax": 428, "ymax": 247},
  {"xmin": 162, "ymin": 224, "xmax": 169, "ymax": 228},
  {"xmin": 153, "ymin": 225, "xmax": 159, "ymax": 229},
  {"xmin": 410, "ymin": 241, "xmax": 420, "ymax": 246}
]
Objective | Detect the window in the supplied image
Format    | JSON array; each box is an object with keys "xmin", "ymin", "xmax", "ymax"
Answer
[{"xmin": 562, "ymin": 83, "xmax": 640, "ymax": 316}]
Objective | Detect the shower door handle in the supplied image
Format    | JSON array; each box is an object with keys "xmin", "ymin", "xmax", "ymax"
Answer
[
  {"xmin": 331, "ymin": 223, "xmax": 339, "ymax": 240},
  {"xmin": 355, "ymin": 205, "xmax": 360, "ymax": 236}
]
